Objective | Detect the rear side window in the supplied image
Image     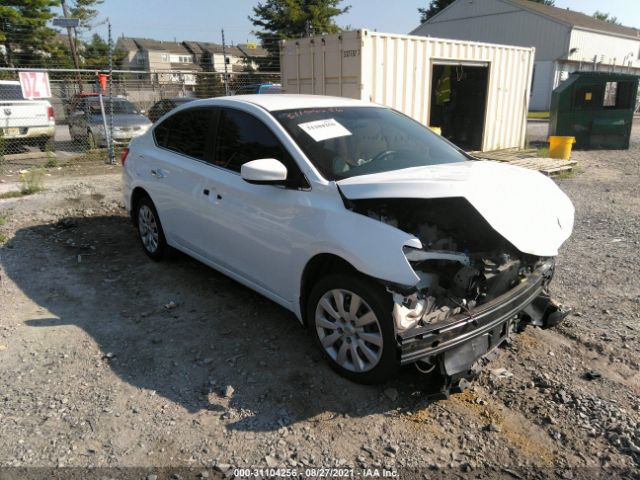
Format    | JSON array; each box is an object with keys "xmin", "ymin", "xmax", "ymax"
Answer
[
  {"xmin": 0, "ymin": 83, "xmax": 24, "ymax": 100},
  {"xmin": 154, "ymin": 108, "xmax": 213, "ymax": 160},
  {"xmin": 214, "ymin": 108, "xmax": 288, "ymax": 172}
]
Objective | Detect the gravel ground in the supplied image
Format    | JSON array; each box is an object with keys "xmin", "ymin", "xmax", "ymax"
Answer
[{"xmin": 0, "ymin": 121, "xmax": 638, "ymax": 479}]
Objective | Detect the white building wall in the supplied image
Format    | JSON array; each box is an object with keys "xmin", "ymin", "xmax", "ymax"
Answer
[
  {"xmin": 568, "ymin": 29, "xmax": 640, "ymax": 69},
  {"xmin": 411, "ymin": 0, "xmax": 570, "ymax": 61},
  {"xmin": 530, "ymin": 60, "xmax": 556, "ymax": 110}
]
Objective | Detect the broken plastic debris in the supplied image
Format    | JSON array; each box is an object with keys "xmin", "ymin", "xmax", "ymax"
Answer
[
  {"xmin": 490, "ymin": 368, "xmax": 513, "ymax": 380},
  {"xmin": 164, "ymin": 301, "xmax": 177, "ymax": 310}
]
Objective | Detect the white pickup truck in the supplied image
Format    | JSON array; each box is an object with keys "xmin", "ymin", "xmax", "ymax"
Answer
[{"xmin": 0, "ymin": 80, "xmax": 55, "ymax": 152}]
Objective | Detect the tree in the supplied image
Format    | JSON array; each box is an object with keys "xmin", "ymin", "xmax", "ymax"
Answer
[
  {"xmin": 195, "ymin": 72, "xmax": 224, "ymax": 98},
  {"xmin": 592, "ymin": 11, "xmax": 621, "ymax": 25},
  {"xmin": 80, "ymin": 33, "xmax": 125, "ymax": 68},
  {"xmin": 67, "ymin": 0, "xmax": 104, "ymax": 33},
  {"xmin": 0, "ymin": 0, "xmax": 59, "ymax": 67},
  {"xmin": 249, "ymin": 0, "xmax": 350, "ymax": 69},
  {"xmin": 419, "ymin": 0, "xmax": 554, "ymax": 23}
]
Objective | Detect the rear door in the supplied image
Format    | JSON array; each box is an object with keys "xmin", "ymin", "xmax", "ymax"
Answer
[{"xmin": 142, "ymin": 107, "xmax": 217, "ymax": 257}]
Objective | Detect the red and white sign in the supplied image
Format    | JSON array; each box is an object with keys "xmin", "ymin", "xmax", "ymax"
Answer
[{"xmin": 18, "ymin": 71, "xmax": 52, "ymax": 99}]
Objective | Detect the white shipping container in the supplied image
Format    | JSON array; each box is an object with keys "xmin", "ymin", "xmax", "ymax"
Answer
[{"xmin": 280, "ymin": 30, "xmax": 535, "ymax": 152}]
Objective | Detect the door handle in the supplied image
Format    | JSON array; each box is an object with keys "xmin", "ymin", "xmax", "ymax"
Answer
[{"xmin": 150, "ymin": 169, "xmax": 165, "ymax": 179}]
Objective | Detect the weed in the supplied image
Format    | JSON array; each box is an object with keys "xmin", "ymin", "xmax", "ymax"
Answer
[
  {"xmin": 0, "ymin": 131, "xmax": 5, "ymax": 167},
  {"xmin": 20, "ymin": 168, "xmax": 44, "ymax": 195},
  {"xmin": 0, "ymin": 191, "xmax": 24, "ymax": 199},
  {"xmin": 0, "ymin": 232, "xmax": 6, "ymax": 244},
  {"xmin": 0, "ymin": 215, "xmax": 6, "ymax": 226},
  {"xmin": 45, "ymin": 144, "xmax": 58, "ymax": 168},
  {"xmin": 537, "ymin": 147, "xmax": 549, "ymax": 158}
]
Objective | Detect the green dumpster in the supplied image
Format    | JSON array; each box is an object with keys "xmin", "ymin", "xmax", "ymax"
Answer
[{"xmin": 548, "ymin": 72, "xmax": 639, "ymax": 150}]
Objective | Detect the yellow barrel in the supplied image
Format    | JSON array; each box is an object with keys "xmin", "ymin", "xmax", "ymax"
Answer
[
  {"xmin": 429, "ymin": 126, "xmax": 442, "ymax": 135},
  {"xmin": 548, "ymin": 136, "xmax": 575, "ymax": 160}
]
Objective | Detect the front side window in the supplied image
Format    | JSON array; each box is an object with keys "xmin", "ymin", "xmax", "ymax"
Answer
[
  {"xmin": 274, "ymin": 107, "xmax": 468, "ymax": 181},
  {"xmin": 213, "ymin": 108, "xmax": 288, "ymax": 172},
  {"xmin": 154, "ymin": 108, "xmax": 213, "ymax": 160}
]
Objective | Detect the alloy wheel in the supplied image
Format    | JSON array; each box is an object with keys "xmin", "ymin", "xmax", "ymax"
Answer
[
  {"xmin": 314, "ymin": 289, "xmax": 384, "ymax": 373},
  {"xmin": 138, "ymin": 204, "xmax": 159, "ymax": 253}
]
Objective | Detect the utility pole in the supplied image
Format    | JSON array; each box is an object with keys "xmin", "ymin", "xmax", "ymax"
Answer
[
  {"xmin": 60, "ymin": 0, "xmax": 82, "ymax": 88},
  {"xmin": 107, "ymin": 20, "xmax": 115, "ymax": 165},
  {"xmin": 221, "ymin": 29, "xmax": 230, "ymax": 96}
]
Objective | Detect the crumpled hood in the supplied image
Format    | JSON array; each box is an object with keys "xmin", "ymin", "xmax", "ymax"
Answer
[{"xmin": 337, "ymin": 160, "xmax": 574, "ymax": 257}]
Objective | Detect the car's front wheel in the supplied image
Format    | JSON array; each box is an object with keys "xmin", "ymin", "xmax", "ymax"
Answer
[
  {"xmin": 307, "ymin": 273, "xmax": 398, "ymax": 384},
  {"xmin": 135, "ymin": 196, "xmax": 168, "ymax": 260}
]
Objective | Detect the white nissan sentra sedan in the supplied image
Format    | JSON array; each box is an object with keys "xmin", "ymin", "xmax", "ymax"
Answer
[{"xmin": 122, "ymin": 95, "xmax": 574, "ymax": 386}]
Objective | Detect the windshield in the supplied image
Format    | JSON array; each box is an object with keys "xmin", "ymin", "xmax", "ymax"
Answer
[
  {"xmin": 88, "ymin": 99, "xmax": 138, "ymax": 115},
  {"xmin": 274, "ymin": 107, "xmax": 467, "ymax": 180}
]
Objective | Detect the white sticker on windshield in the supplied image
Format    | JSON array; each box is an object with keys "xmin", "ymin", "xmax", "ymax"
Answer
[{"xmin": 298, "ymin": 118, "xmax": 352, "ymax": 142}]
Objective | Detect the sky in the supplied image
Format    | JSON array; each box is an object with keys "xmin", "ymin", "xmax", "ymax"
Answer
[{"xmin": 52, "ymin": 0, "xmax": 640, "ymax": 45}]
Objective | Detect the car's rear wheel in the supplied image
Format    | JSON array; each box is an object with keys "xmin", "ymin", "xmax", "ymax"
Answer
[
  {"xmin": 307, "ymin": 273, "xmax": 398, "ymax": 384},
  {"xmin": 135, "ymin": 196, "xmax": 168, "ymax": 260}
]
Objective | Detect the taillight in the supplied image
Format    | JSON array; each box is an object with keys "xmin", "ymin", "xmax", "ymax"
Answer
[
  {"xmin": 47, "ymin": 106, "xmax": 54, "ymax": 120},
  {"xmin": 120, "ymin": 147, "xmax": 129, "ymax": 165}
]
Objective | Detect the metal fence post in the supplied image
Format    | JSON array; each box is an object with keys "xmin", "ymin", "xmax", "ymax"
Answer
[{"xmin": 107, "ymin": 20, "xmax": 115, "ymax": 165}]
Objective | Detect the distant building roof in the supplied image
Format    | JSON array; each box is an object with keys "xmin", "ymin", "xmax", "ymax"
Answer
[
  {"xmin": 506, "ymin": 0, "xmax": 639, "ymax": 39},
  {"xmin": 134, "ymin": 38, "xmax": 191, "ymax": 54},
  {"xmin": 237, "ymin": 43, "xmax": 269, "ymax": 58},
  {"xmin": 192, "ymin": 42, "xmax": 243, "ymax": 57},
  {"xmin": 115, "ymin": 36, "xmax": 137, "ymax": 51}
]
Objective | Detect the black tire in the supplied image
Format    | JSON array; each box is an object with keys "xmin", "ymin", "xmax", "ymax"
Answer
[
  {"xmin": 306, "ymin": 273, "xmax": 398, "ymax": 384},
  {"xmin": 87, "ymin": 130, "xmax": 97, "ymax": 149},
  {"xmin": 38, "ymin": 137, "xmax": 55, "ymax": 152},
  {"xmin": 134, "ymin": 195, "xmax": 168, "ymax": 261}
]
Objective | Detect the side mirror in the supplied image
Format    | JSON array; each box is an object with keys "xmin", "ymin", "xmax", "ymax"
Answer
[{"xmin": 241, "ymin": 158, "xmax": 287, "ymax": 185}]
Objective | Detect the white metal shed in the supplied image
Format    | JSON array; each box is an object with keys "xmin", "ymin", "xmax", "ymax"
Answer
[{"xmin": 280, "ymin": 30, "xmax": 535, "ymax": 152}]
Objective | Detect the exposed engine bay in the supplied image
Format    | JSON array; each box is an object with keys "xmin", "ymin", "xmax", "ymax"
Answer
[{"xmin": 348, "ymin": 197, "xmax": 553, "ymax": 331}]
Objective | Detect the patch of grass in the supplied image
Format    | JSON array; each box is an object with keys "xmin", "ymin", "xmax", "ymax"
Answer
[
  {"xmin": 45, "ymin": 157, "xmax": 58, "ymax": 168},
  {"xmin": 1, "ymin": 167, "xmax": 46, "ymax": 198},
  {"xmin": 0, "ymin": 190, "xmax": 24, "ymax": 199},
  {"xmin": 537, "ymin": 146, "xmax": 549, "ymax": 157},
  {"xmin": 0, "ymin": 232, "xmax": 7, "ymax": 244},
  {"xmin": 528, "ymin": 111, "xmax": 550, "ymax": 119},
  {"xmin": 0, "ymin": 215, "xmax": 6, "ymax": 226}
]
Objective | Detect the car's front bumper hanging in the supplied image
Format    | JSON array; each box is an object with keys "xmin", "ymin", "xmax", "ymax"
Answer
[{"xmin": 396, "ymin": 271, "xmax": 548, "ymax": 371}]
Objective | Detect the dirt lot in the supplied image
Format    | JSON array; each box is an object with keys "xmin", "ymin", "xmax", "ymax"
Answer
[{"xmin": 0, "ymin": 122, "xmax": 639, "ymax": 479}]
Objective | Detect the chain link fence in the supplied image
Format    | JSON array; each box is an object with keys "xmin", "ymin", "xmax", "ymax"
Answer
[{"xmin": 0, "ymin": 68, "xmax": 281, "ymax": 165}]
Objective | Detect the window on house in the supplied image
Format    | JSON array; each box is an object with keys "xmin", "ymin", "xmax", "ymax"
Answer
[{"xmin": 161, "ymin": 54, "xmax": 169, "ymax": 62}]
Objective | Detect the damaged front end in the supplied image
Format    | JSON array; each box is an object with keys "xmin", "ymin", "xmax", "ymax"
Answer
[{"xmin": 350, "ymin": 197, "xmax": 571, "ymax": 390}]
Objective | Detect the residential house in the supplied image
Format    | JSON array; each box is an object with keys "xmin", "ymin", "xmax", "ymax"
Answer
[{"xmin": 116, "ymin": 37, "xmax": 201, "ymax": 86}]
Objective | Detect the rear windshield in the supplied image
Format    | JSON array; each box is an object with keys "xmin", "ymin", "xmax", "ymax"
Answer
[
  {"xmin": 88, "ymin": 99, "xmax": 138, "ymax": 115},
  {"xmin": 0, "ymin": 84, "xmax": 24, "ymax": 100},
  {"xmin": 274, "ymin": 107, "xmax": 467, "ymax": 181}
]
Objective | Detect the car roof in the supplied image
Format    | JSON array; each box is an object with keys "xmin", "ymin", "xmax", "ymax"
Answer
[{"xmin": 194, "ymin": 94, "xmax": 377, "ymax": 112}]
